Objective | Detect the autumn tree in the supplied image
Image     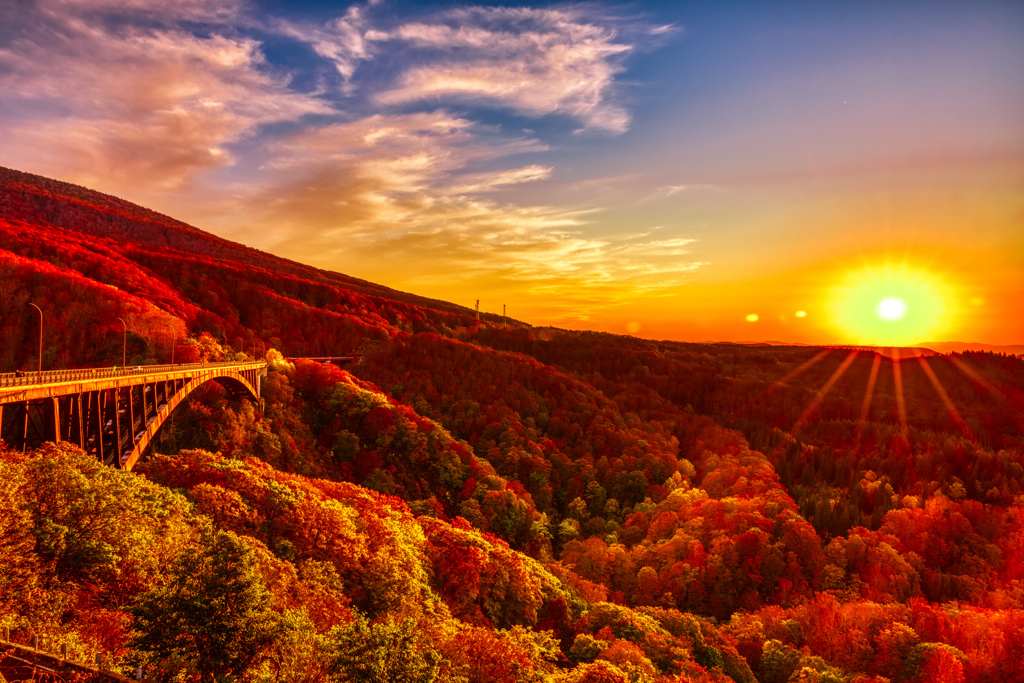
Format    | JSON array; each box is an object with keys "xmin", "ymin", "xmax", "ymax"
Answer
[
  {"xmin": 131, "ymin": 530, "xmax": 279, "ymax": 683},
  {"xmin": 329, "ymin": 614, "xmax": 441, "ymax": 683}
]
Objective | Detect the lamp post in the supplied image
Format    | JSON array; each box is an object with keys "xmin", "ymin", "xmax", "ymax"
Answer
[
  {"xmin": 117, "ymin": 317, "xmax": 127, "ymax": 368},
  {"xmin": 28, "ymin": 303, "xmax": 42, "ymax": 373},
  {"xmin": 258, "ymin": 341, "xmax": 266, "ymax": 359},
  {"xmin": 164, "ymin": 323, "xmax": 175, "ymax": 365}
]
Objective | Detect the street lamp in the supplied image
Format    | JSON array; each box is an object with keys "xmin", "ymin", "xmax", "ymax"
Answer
[
  {"xmin": 258, "ymin": 341, "xmax": 266, "ymax": 359},
  {"xmin": 164, "ymin": 323, "xmax": 175, "ymax": 365},
  {"xmin": 117, "ymin": 317, "xmax": 127, "ymax": 368},
  {"xmin": 28, "ymin": 303, "xmax": 42, "ymax": 373}
]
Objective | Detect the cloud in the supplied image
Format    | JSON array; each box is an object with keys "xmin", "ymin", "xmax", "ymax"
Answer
[
  {"xmin": 278, "ymin": 5, "xmax": 637, "ymax": 131},
  {"xmin": 0, "ymin": 9, "xmax": 329, "ymax": 190},
  {"xmin": 643, "ymin": 183, "xmax": 726, "ymax": 202},
  {"xmin": 312, "ymin": 6, "xmax": 635, "ymax": 132},
  {"xmin": 445, "ymin": 165, "xmax": 552, "ymax": 194},
  {"xmin": 275, "ymin": 5, "xmax": 375, "ymax": 88},
  {"xmin": 40, "ymin": 0, "xmax": 243, "ymax": 22},
  {"xmin": 219, "ymin": 111, "xmax": 705, "ymax": 321}
]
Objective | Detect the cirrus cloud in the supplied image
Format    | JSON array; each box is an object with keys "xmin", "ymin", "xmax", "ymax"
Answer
[
  {"xmin": 292, "ymin": 4, "xmax": 638, "ymax": 132},
  {"xmin": 213, "ymin": 110, "xmax": 705, "ymax": 322},
  {"xmin": 373, "ymin": 7, "xmax": 634, "ymax": 132},
  {"xmin": 0, "ymin": 6, "xmax": 329, "ymax": 190}
]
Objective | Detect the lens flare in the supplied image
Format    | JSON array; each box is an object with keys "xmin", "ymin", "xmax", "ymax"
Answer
[{"xmin": 829, "ymin": 263, "xmax": 954, "ymax": 346}]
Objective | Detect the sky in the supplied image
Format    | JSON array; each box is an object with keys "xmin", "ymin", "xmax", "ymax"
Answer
[{"xmin": 1, "ymin": 0, "xmax": 1022, "ymax": 346}]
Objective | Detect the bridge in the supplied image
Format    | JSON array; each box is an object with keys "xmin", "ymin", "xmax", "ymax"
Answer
[
  {"xmin": 0, "ymin": 361, "xmax": 266, "ymax": 471},
  {"xmin": 287, "ymin": 356, "xmax": 361, "ymax": 365}
]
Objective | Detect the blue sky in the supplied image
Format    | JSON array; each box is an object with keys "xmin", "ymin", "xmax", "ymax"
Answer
[{"xmin": 1, "ymin": 0, "xmax": 1021, "ymax": 343}]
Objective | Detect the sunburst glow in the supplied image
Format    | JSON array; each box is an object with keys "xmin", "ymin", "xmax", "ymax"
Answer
[{"xmin": 829, "ymin": 263, "xmax": 954, "ymax": 346}]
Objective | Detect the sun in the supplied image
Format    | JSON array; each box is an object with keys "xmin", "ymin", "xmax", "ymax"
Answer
[
  {"xmin": 876, "ymin": 296, "xmax": 907, "ymax": 321},
  {"xmin": 829, "ymin": 262, "xmax": 954, "ymax": 346}
]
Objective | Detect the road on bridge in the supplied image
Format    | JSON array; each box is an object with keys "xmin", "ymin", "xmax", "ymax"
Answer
[{"xmin": 0, "ymin": 361, "xmax": 267, "ymax": 471}]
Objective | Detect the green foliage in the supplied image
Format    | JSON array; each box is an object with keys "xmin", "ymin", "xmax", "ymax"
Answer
[
  {"xmin": 329, "ymin": 613, "xmax": 441, "ymax": 683},
  {"xmin": 559, "ymin": 518, "xmax": 581, "ymax": 543},
  {"xmin": 696, "ymin": 643, "xmax": 724, "ymax": 670},
  {"xmin": 24, "ymin": 443, "xmax": 185, "ymax": 585},
  {"xmin": 257, "ymin": 609, "xmax": 337, "ymax": 683},
  {"xmin": 131, "ymin": 530, "xmax": 279, "ymax": 683},
  {"xmin": 760, "ymin": 639, "xmax": 802, "ymax": 683},
  {"xmin": 570, "ymin": 633, "xmax": 609, "ymax": 663}
]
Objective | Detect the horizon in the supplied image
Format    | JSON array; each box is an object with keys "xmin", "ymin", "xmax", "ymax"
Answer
[{"xmin": 1, "ymin": 0, "xmax": 1021, "ymax": 346}]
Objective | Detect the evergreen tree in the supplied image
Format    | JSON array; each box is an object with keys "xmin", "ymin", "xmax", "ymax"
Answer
[{"xmin": 131, "ymin": 530, "xmax": 278, "ymax": 683}]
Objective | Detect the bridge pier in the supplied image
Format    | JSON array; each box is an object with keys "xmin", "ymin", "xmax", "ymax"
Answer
[{"xmin": 43, "ymin": 396, "xmax": 60, "ymax": 443}]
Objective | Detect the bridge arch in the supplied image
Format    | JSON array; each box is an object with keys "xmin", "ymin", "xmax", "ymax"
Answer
[
  {"xmin": 0, "ymin": 362, "xmax": 266, "ymax": 471},
  {"xmin": 122, "ymin": 369, "xmax": 261, "ymax": 471}
]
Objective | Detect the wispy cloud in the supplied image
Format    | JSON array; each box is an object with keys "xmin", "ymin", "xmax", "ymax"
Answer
[
  {"xmin": 369, "ymin": 7, "xmax": 634, "ymax": 132},
  {"xmin": 220, "ymin": 111, "xmax": 705, "ymax": 319},
  {"xmin": 40, "ymin": 0, "xmax": 243, "ymax": 22},
  {"xmin": 0, "ymin": 10, "xmax": 328, "ymax": 190},
  {"xmin": 643, "ymin": 183, "xmax": 726, "ymax": 202},
  {"xmin": 445, "ymin": 165, "xmax": 552, "ymax": 194},
  {"xmin": 275, "ymin": 5, "xmax": 375, "ymax": 88}
]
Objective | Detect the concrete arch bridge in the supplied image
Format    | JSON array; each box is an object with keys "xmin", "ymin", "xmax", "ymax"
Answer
[{"xmin": 0, "ymin": 361, "xmax": 266, "ymax": 471}]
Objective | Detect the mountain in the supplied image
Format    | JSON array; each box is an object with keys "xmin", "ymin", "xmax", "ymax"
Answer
[{"xmin": 2, "ymin": 166, "xmax": 1023, "ymax": 682}]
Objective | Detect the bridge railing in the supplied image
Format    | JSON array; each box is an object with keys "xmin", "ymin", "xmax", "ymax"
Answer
[{"xmin": 0, "ymin": 361, "xmax": 266, "ymax": 389}]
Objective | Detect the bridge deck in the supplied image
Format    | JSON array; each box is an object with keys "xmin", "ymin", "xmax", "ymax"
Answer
[{"xmin": 0, "ymin": 362, "xmax": 265, "ymax": 404}]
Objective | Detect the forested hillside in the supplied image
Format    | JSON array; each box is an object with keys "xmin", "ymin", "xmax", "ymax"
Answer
[{"xmin": 2, "ymin": 166, "xmax": 1023, "ymax": 682}]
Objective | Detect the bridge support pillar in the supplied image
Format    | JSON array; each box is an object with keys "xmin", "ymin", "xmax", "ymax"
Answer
[
  {"xmin": 114, "ymin": 387, "xmax": 124, "ymax": 468},
  {"xmin": 44, "ymin": 396, "xmax": 61, "ymax": 443}
]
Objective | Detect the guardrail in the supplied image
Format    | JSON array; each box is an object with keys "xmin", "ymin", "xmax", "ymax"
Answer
[
  {"xmin": 1, "ymin": 625, "xmax": 137, "ymax": 682},
  {"xmin": 0, "ymin": 361, "xmax": 265, "ymax": 389}
]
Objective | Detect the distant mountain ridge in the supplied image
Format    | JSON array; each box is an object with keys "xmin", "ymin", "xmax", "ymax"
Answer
[
  {"xmin": 918, "ymin": 341, "xmax": 1024, "ymax": 356},
  {"xmin": 723, "ymin": 338, "xmax": 1022, "ymax": 357}
]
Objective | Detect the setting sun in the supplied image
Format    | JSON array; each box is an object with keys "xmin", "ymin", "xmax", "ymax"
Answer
[
  {"xmin": 830, "ymin": 263, "xmax": 954, "ymax": 346},
  {"xmin": 876, "ymin": 296, "xmax": 908, "ymax": 322}
]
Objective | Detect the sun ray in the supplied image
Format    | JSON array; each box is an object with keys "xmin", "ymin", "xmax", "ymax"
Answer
[
  {"xmin": 947, "ymin": 355, "xmax": 1007, "ymax": 401},
  {"xmin": 790, "ymin": 349, "xmax": 860, "ymax": 436},
  {"xmin": 891, "ymin": 348, "xmax": 910, "ymax": 445},
  {"xmin": 765, "ymin": 349, "xmax": 833, "ymax": 396},
  {"xmin": 854, "ymin": 352, "xmax": 883, "ymax": 446},
  {"xmin": 947, "ymin": 354, "xmax": 1024, "ymax": 438},
  {"xmin": 916, "ymin": 356, "xmax": 975, "ymax": 442}
]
